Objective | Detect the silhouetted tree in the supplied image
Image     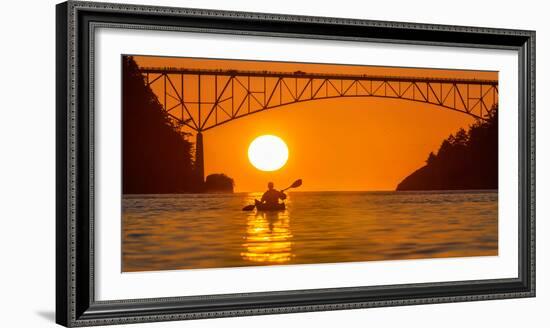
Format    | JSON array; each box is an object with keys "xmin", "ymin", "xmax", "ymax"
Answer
[
  {"xmin": 204, "ymin": 174, "xmax": 234, "ymax": 193},
  {"xmin": 426, "ymin": 152, "xmax": 436, "ymax": 165},
  {"xmin": 454, "ymin": 128, "xmax": 469, "ymax": 146},
  {"xmin": 122, "ymin": 56, "xmax": 195, "ymax": 193},
  {"xmin": 397, "ymin": 106, "xmax": 498, "ymax": 191}
]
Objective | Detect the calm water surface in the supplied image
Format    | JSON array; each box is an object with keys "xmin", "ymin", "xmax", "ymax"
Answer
[{"xmin": 122, "ymin": 191, "xmax": 497, "ymax": 272}]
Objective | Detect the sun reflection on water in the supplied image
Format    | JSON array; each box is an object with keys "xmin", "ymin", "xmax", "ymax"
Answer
[
  {"xmin": 122, "ymin": 191, "xmax": 498, "ymax": 271},
  {"xmin": 241, "ymin": 209, "xmax": 294, "ymax": 264}
]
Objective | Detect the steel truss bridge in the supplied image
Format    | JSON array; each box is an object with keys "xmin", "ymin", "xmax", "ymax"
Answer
[{"xmin": 139, "ymin": 67, "xmax": 499, "ymax": 182}]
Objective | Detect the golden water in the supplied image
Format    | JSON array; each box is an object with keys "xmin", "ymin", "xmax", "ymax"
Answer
[{"xmin": 122, "ymin": 191, "xmax": 497, "ymax": 272}]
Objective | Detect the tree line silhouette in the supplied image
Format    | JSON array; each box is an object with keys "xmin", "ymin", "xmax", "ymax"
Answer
[
  {"xmin": 122, "ymin": 56, "xmax": 233, "ymax": 194},
  {"xmin": 396, "ymin": 106, "xmax": 498, "ymax": 191}
]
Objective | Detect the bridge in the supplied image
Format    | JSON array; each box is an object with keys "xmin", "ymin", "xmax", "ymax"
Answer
[{"xmin": 139, "ymin": 67, "xmax": 499, "ymax": 183}]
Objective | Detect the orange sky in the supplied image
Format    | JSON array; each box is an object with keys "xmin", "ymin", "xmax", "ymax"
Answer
[{"xmin": 132, "ymin": 55, "xmax": 497, "ymax": 192}]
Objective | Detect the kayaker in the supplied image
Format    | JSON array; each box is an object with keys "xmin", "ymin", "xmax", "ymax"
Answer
[{"xmin": 259, "ymin": 182, "xmax": 287, "ymax": 207}]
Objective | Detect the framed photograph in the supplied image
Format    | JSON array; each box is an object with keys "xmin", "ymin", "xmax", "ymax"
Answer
[{"xmin": 56, "ymin": 1, "xmax": 535, "ymax": 326}]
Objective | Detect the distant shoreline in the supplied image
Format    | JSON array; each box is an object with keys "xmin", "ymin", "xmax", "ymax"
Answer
[{"xmin": 122, "ymin": 189, "xmax": 498, "ymax": 197}]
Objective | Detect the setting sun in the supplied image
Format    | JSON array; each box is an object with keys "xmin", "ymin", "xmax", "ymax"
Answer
[{"xmin": 248, "ymin": 135, "xmax": 289, "ymax": 171}]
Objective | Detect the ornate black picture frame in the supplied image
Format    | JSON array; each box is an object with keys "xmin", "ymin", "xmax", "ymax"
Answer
[{"xmin": 56, "ymin": 1, "xmax": 535, "ymax": 326}]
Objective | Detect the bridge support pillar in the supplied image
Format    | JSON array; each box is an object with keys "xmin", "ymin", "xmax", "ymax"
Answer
[{"xmin": 195, "ymin": 131, "xmax": 205, "ymax": 188}]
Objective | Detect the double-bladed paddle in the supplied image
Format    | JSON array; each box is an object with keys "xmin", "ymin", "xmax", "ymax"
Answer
[
  {"xmin": 281, "ymin": 179, "xmax": 302, "ymax": 192},
  {"xmin": 242, "ymin": 179, "xmax": 302, "ymax": 211}
]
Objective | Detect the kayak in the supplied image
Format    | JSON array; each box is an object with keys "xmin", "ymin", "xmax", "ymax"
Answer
[
  {"xmin": 256, "ymin": 202, "xmax": 285, "ymax": 211},
  {"xmin": 254, "ymin": 200, "xmax": 286, "ymax": 211}
]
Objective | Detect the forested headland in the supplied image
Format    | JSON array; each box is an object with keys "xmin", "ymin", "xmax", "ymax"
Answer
[
  {"xmin": 122, "ymin": 56, "xmax": 233, "ymax": 194},
  {"xmin": 396, "ymin": 106, "xmax": 498, "ymax": 191}
]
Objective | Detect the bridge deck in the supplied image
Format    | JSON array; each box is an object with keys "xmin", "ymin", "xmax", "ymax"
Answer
[{"xmin": 139, "ymin": 67, "xmax": 498, "ymax": 85}]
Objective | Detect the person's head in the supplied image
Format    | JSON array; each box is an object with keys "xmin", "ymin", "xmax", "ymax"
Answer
[{"xmin": 267, "ymin": 182, "xmax": 274, "ymax": 190}]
